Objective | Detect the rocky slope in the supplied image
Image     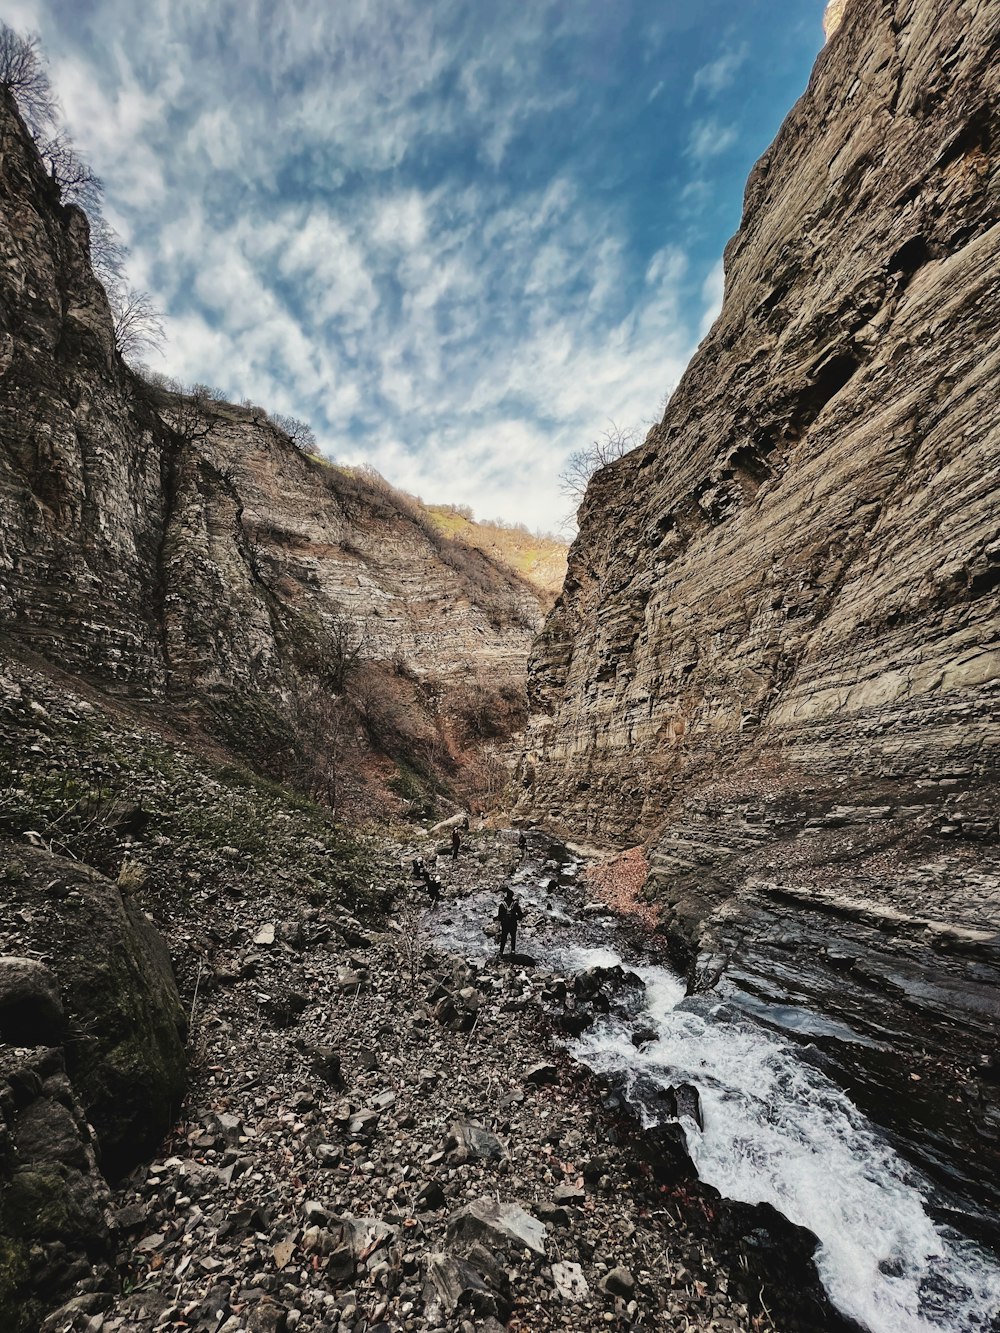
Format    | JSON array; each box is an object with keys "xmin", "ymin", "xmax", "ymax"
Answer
[
  {"xmin": 0, "ymin": 79, "xmax": 548, "ymax": 813},
  {"xmin": 519, "ymin": 0, "xmax": 1000, "ymax": 1227},
  {"xmin": 2, "ymin": 660, "xmax": 857, "ymax": 1333}
]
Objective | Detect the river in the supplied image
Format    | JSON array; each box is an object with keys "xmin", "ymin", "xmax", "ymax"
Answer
[{"xmin": 427, "ymin": 836, "xmax": 1000, "ymax": 1333}]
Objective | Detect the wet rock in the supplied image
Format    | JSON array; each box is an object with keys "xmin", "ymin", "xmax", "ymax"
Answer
[{"xmin": 660, "ymin": 1081, "xmax": 704, "ymax": 1131}]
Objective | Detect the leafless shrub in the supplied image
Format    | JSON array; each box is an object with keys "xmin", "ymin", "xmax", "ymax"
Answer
[
  {"xmin": 0, "ymin": 22, "xmax": 57, "ymax": 134},
  {"xmin": 110, "ymin": 287, "xmax": 165, "ymax": 361},
  {"xmin": 89, "ymin": 214, "xmax": 128, "ymax": 289},
  {"xmin": 272, "ymin": 412, "xmax": 319, "ymax": 455},
  {"xmin": 559, "ymin": 421, "xmax": 640, "ymax": 506},
  {"xmin": 38, "ymin": 128, "xmax": 103, "ymax": 210}
]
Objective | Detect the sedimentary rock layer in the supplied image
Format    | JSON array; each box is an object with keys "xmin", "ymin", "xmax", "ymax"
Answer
[
  {"xmin": 0, "ymin": 83, "xmax": 544, "ymax": 798},
  {"xmin": 523, "ymin": 0, "xmax": 999, "ymax": 840},
  {"xmin": 520, "ymin": 0, "xmax": 1000, "ymax": 1221}
]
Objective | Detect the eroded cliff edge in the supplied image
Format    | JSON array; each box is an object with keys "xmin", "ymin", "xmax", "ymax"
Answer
[
  {"xmin": 519, "ymin": 0, "xmax": 1000, "ymax": 1225},
  {"xmin": 0, "ymin": 77, "xmax": 551, "ymax": 815}
]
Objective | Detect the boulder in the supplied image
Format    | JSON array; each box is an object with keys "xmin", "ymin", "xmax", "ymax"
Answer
[
  {"xmin": 0, "ymin": 1046, "xmax": 113, "ymax": 1333},
  {"xmin": 2, "ymin": 846, "xmax": 186, "ymax": 1177},
  {"xmin": 0, "ymin": 958, "xmax": 64, "ymax": 1047}
]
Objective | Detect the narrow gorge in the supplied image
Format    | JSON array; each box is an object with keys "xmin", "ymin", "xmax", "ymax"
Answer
[
  {"xmin": 1, "ymin": 0, "xmax": 998, "ymax": 1330},
  {"xmin": 520, "ymin": 0, "xmax": 1000, "ymax": 1258}
]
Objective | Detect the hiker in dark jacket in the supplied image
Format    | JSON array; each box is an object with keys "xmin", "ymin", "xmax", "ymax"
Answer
[
  {"xmin": 451, "ymin": 826, "xmax": 461, "ymax": 861},
  {"xmin": 497, "ymin": 888, "xmax": 524, "ymax": 957}
]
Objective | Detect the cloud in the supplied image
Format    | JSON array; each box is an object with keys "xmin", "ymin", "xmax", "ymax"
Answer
[
  {"xmin": 698, "ymin": 258, "xmax": 725, "ymax": 337},
  {"xmin": 690, "ymin": 43, "xmax": 748, "ymax": 100},
  {"xmin": 26, "ymin": 0, "xmax": 733, "ymax": 534},
  {"xmin": 686, "ymin": 118, "xmax": 739, "ymax": 161}
]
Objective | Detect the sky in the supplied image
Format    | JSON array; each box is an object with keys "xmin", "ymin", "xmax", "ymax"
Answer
[{"xmin": 6, "ymin": 0, "xmax": 827, "ymax": 533}]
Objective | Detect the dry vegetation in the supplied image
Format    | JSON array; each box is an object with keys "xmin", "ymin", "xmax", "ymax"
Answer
[
  {"xmin": 424, "ymin": 503, "xmax": 568, "ymax": 604},
  {"xmin": 581, "ymin": 845, "xmax": 659, "ymax": 928}
]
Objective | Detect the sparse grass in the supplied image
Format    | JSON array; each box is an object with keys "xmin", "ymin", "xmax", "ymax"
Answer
[{"xmin": 0, "ymin": 674, "xmax": 375, "ymax": 916}]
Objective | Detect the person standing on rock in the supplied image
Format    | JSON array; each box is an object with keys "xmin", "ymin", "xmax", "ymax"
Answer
[
  {"xmin": 497, "ymin": 887, "xmax": 524, "ymax": 958},
  {"xmin": 451, "ymin": 826, "xmax": 461, "ymax": 861},
  {"xmin": 517, "ymin": 830, "xmax": 527, "ymax": 860}
]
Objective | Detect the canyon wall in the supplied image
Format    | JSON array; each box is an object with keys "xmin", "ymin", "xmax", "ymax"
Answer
[
  {"xmin": 0, "ymin": 85, "xmax": 545, "ymax": 807},
  {"xmin": 520, "ymin": 0, "xmax": 1000, "ymax": 1220}
]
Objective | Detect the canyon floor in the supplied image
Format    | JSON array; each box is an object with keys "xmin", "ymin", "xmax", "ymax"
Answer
[{"xmin": 1, "ymin": 658, "xmax": 856, "ymax": 1333}]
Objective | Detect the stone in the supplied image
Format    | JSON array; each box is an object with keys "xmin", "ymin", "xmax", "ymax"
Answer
[
  {"xmin": 524, "ymin": 1062, "xmax": 558, "ymax": 1086},
  {"xmin": 246, "ymin": 1299, "xmax": 288, "ymax": 1333},
  {"xmin": 444, "ymin": 1120, "xmax": 506, "ymax": 1164},
  {"xmin": 423, "ymin": 1253, "xmax": 507, "ymax": 1322},
  {"xmin": 253, "ymin": 924, "xmax": 276, "ymax": 947},
  {"xmin": 0, "ymin": 957, "xmax": 64, "ymax": 1046},
  {"xmin": 552, "ymin": 1261, "xmax": 589, "ymax": 1302},
  {"xmin": 415, "ymin": 1180, "xmax": 447, "ymax": 1212},
  {"xmin": 552, "ymin": 1183, "xmax": 586, "ymax": 1206},
  {"xmin": 446, "ymin": 1198, "xmax": 548, "ymax": 1256},
  {"xmin": 308, "ymin": 1045, "xmax": 342, "ymax": 1086},
  {"xmin": 600, "ymin": 1265, "xmax": 635, "ymax": 1299}
]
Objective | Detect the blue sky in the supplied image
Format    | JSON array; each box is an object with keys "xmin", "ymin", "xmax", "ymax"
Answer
[{"xmin": 9, "ymin": 0, "xmax": 827, "ymax": 532}]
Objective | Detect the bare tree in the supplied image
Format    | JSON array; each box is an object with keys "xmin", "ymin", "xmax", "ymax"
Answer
[
  {"xmin": 89, "ymin": 215, "xmax": 128, "ymax": 289},
  {"xmin": 110, "ymin": 287, "xmax": 165, "ymax": 361},
  {"xmin": 37, "ymin": 129, "xmax": 103, "ymax": 210},
  {"xmin": 272, "ymin": 412, "xmax": 319, "ymax": 455},
  {"xmin": 0, "ymin": 22, "xmax": 57, "ymax": 134},
  {"xmin": 559, "ymin": 421, "xmax": 641, "ymax": 507}
]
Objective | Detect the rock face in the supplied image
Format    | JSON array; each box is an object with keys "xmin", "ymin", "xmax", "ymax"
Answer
[
  {"xmin": 0, "ymin": 83, "xmax": 549, "ymax": 806},
  {"xmin": 0, "ymin": 844, "xmax": 187, "ymax": 1176},
  {"xmin": 520, "ymin": 0, "xmax": 1000, "ymax": 1217},
  {"xmin": 0, "ymin": 843, "xmax": 185, "ymax": 1330}
]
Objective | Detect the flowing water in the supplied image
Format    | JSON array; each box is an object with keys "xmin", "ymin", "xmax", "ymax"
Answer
[{"xmin": 429, "ymin": 843, "xmax": 1000, "ymax": 1333}]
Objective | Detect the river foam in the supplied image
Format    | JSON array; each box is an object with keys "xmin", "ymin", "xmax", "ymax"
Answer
[{"xmin": 572, "ymin": 963, "xmax": 1000, "ymax": 1333}]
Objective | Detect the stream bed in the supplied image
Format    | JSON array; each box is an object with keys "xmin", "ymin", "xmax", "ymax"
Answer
[{"xmin": 427, "ymin": 837, "xmax": 1000, "ymax": 1333}]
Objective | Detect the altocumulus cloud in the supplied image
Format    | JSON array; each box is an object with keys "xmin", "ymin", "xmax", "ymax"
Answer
[{"xmin": 19, "ymin": 0, "xmax": 825, "ymax": 531}]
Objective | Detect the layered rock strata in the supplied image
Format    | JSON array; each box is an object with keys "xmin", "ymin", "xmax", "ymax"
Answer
[
  {"xmin": 0, "ymin": 81, "xmax": 544, "ymax": 798},
  {"xmin": 520, "ymin": 0, "xmax": 1000, "ymax": 1224}
]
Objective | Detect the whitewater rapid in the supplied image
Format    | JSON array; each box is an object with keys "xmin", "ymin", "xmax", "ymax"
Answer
[
  {"xmin": 429, "ymin": 853, "xmax": 1000, "ymax": 1333},
  {"xmin": 569, "ymin": 958, "xmax": 1000, "ymax": 1333}
]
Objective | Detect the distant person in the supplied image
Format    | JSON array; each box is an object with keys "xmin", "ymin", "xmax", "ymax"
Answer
[
  {"xmin": 517, "ymin": 830, "xmax": 527, "ymax": 860},
  {"xmin": 451, "ymin": 826, "xmax": 461, "ymax": 861},
  {"xmin": 426, "ymin": 874, "xmax": 442, "ymax": 907},
  {"xmin": 497, "ymin": 888, "xmax": 524, "ymax": 958}
]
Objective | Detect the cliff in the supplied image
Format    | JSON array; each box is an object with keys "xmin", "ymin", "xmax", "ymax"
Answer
[
  {"xmin": 520, "ymin": 0, "xmax": 1000, "ymax": 1221},
  {"xmin": 0, "ymin": 84, "xmax": 548, "ymax": 813}
]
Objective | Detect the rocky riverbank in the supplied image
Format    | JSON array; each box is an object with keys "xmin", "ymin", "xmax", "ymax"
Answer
[
  {"xmin": 1, "ymin": 658, "xmax": 855, "ymax": 1333},
  {"xmin": 19, "ymin": 832, "xmax": 853, "ymax": 1333}
]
